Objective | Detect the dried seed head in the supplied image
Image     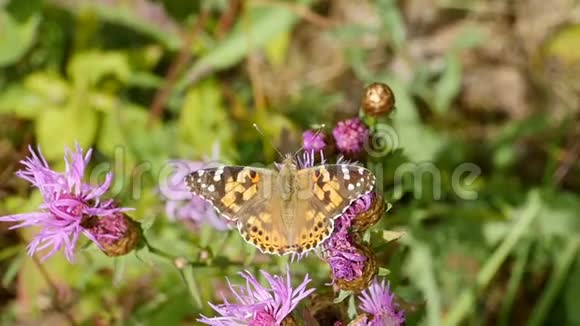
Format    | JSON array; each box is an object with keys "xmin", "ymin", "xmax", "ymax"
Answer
[{"xmin": 362, "ymin": 82, "xmax": 395, "ymax": 117}]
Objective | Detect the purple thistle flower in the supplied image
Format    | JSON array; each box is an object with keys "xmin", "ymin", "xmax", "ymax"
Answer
[
  {"xmin": 358, "ymin": 278, "xmax": 405, "ymax": 326},
  {"xmin": 198, "ymin": 268, "xmax": 315, "ymax": 325},
  {"xmin": 160, "ymin": 144, "xmax": 231, "ymax": 231},
  {"xmin": 323, "ymin": 194, "xmax": 374, "ymax": 282},
  {"xmin": 302, "ymin": 130, "xmax": 326, "ymax": 152},
  {"xmin": 295, "ymin": 150, "xmax": 325, "ymax": 169},
  {"xmin": 0, "ymin": 143, "xmax": 131, "ymax": 262},
  {"xmin": 332, "ymin": 118, "xmax": 369, "ymax": 155}
]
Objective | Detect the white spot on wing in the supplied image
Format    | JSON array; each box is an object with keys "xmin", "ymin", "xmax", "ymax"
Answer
[
  {"xmin": 213, "ymin": 167, "xmax": 225, "ymax": 181},
  {"xmin": 347, "ymin": 184, "xmax": 355, "ymax": 191},
  {"xmin": 342, "ymin": 165, "xmax": 350, "ymax": 180},
  {"xmin": 358, "ymin": 167, "xmax": 364, "ymax": 174},
  {"xmin": 197, "ymin": 170, "xmax": 204, "ymax": 176},
  {"xmin": 208, "ymin": 185, "xmax": 215, "ymax": 192}
]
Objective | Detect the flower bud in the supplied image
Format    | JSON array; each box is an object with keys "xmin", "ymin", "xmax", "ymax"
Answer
[
  {"xmin": 361, "ymin": 82, "xmax": 395, "ymax": 117},
  {"xmin": 332, "ymin": 118, "xmax": 369, "ymax": 156},
  {"xmin": 84, "ymin": 213, "xmax": 141, "ymax": 257},
  {"xmin": 281, "ymin": 315, "xmax": 298, "ymax": 326},
  {"xmin": 352, "ymin": 194, "xmax": 385, "ymax": 232}
]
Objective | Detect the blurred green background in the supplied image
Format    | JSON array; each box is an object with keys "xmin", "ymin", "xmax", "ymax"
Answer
[{"xmin": 1, "ymin": 0, "xmax": 579, "ymax": 325}]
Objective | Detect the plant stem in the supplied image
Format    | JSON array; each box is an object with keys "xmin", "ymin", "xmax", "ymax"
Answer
[
  {"xmin": 528, "ymin": 238, "xmax": 580, "ymax": 326},
  {"xmin": 142, "ymin": 236, "xmax": 243, "ymax": 269},
  {"xmin": 33, "ymin": 257, "xmax": 78, "ymax": 326},
  {"xmin": 498, "ymin": 240, "xmax": 531, "ymax": 326},
  {"xmin": 147, "ymin": 11, "xmax": 208, "ymax": 128}
]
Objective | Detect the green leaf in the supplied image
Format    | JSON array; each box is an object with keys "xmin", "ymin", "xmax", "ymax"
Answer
[
  {"xmin": 113, "ymin": 256, "xmax": 128, "ymax": 288},
  {"xmin": 544, "ymin": 24, "xmax": 580, "ymax": 65},
  {"xmin": 265, "ymin": 29, "xmax": 291, "ymax": 66},
  {"xmin": 433, "ymin": 54, "xmax": 462, "ymax": 114},
  {"xmin": 255, "ymin": 112, "xmax": 296, "ymax": 160},
  {"xmin": 35, "ymin": 107, "xmax": 98, "ymax": 160},
  {"xmin": 179, "ymin": 265, "xmax": 202, "ymax": 308},
  {"xmin": 347, "ymin": 294, "xmax": 358, "ymax": 319},
  {"xmin": 1, "ymin": 253, "xmax": 23, "ymax": 287},
  {"xmin": 405, "ymin": 238, "xmax": 442, "ymax": 325},
  {"xmin": 380, "ymin": 77, "xmax": 446, "ymax": 162},
  {"xmin": 24, "ymin": 73, "xmax": 70, "ymax": 103},
  {"xmin": 377, "ymin": 0, "xmax": 406, "ymax": 50},
  {"xmin": 178, "ymin": 79, "xmax": 235, "ymax": 160},
  {"xmin": 68, "ymin": 51, "xmax": 131, "ymax": 87},
  {"xmin": 0, "ymin": 86, "xmax": 44, "ymax": 118},
  {"xmin": 378, "ymin": 267, "xmax": 391, "ymax": 276},
  {"xmin": 64, "ymin": 1, "xmax": 182, "ymax": 50},
  {"xmin": 174, "ymin": 1, "xmax": 312, "ymax": 93},
  {"xmin": 97, "ymin": 104, "xmax": 149, "ymax": 157},
  {"xmin": 528, "ymin": 238, "xmax": 580, "ymax": 326},
  {"xmin": 445, "ymin": 190, "xmax": 542, "ymax": 326},
  {"xmin": 334, "ymin": 290, "xmax": 353, "ymax": 303},
  {"xmin": 564, "ymin": 253, "xmax": 580, "ymax": 325},
  {"xmin": 0, "ymin": 10, "xmax": 39, "ymax": 66},
  {"xmin": 382, "ymin": 230, "xmax": 406, "ymax": 242}
]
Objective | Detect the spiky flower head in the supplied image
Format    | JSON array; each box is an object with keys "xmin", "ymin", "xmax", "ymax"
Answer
[
  {"xmin": 0, "ymin": 143, "xmax": 132, "ymax": 262},
  {"xmin": 357, "ymin": 278, "xmax": 405, "ymax": 326},
  {"xmin": 302, "ymin": 130, "xmax": 326, "ymax": 152},
  {"xmin": 332, "ymin": 118, "xmax": 369, "ymax": 155},
  {"xmin": 198, "ymin": 268, "xmax": 315, "ymax": 325}
]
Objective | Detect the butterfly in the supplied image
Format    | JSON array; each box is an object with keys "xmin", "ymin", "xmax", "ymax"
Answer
[{"xmin": 185, "ymin": 153, "xmax": 376, "ymax": 255}]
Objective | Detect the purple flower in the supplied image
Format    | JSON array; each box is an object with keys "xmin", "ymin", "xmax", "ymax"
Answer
[
  {"xmin": 323, "ymin": 194, "xmax": 374, "ymax": 282},
  {"xmin": 198, "ymin": 268, "xmax": 315, "ymax": 325},
  {"xmin": 0, "ymin": 143, "xmax": 131, "ymax": 262},
  {"xmin": 160, "ymin": 144, "xmax": 231, "ymax": 231},
  {"xmin": 332, "ymin": 118, "xmax": 369, "ymax": 155},
  {"xmin": 358, "ymin": 278, "xmax": 405, "ymax": 326},
  {"xmin": 302, "ymin": 130, "xmax": 326, "ymax": 152},
  {"xmin": 296, "ymin": 150, "xmax": 325, "ymax": 169}
]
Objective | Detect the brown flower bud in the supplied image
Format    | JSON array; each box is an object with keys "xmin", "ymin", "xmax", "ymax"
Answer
[
  {"xmin": 84, "ymin": 213, "xmax": 141, "ymax": 257},
  {"xmin": 361, "ymin": 82, "xmax": 395, "ymax": 117},
  {"xmin": 308, "ymin": 291, "xmax": 348, "ymax": 325},
  {"xmin": 281, "ymin": 315, "xmax": 298, "ymax": 326},
  {"xmin": 352, "ymin": 194, "xmax": 386, "ymax": 232},
  {"xmin": 334, "ymin": 243, "xmax": 378, "ymax": 292}
]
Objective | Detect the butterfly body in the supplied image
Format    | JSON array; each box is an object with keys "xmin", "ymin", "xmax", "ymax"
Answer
[{"xmin": 185, "ymin": 155, "xmax": 376, "ymax": 255}]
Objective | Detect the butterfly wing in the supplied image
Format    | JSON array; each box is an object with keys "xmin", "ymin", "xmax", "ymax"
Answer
[
  {"xmin": 186, "ymin": 165, "xmax": 294, "ymax": 255},
  {"xmin": 185, "ymin": 166, "xmax": 275, "ymax": 221},
  {"xmin": 289, "ymin": 164, "xmax": 376, "ymax": 252},
  {"xmin": 235, "ymin": 191, "xmax": 294, "ymax": 255}
]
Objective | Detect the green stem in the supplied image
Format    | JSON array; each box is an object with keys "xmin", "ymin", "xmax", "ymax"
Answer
[
  {"xmin": 527, "ymin": 238, "xmax": 580, "ymax": 326},
  {"xmin": 142, "ymin": 236, "xmax": 243, "ymax": 268},
  {"xmin": 444, "ymin": 191, "xmax": 541, "ymax": 326},
  {"xmin": 499, "ymin": 240, "xmax": 531, "ymax": 326}
]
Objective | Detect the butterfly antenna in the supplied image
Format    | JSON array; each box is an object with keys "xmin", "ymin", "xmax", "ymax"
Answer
[
  {"xmin": 253, "ymin": 123, "xmax": 284, "ymax": 159},
  {"xmin": 292, "ymin": 124, "xmax": 326, "ymax": 159}
]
